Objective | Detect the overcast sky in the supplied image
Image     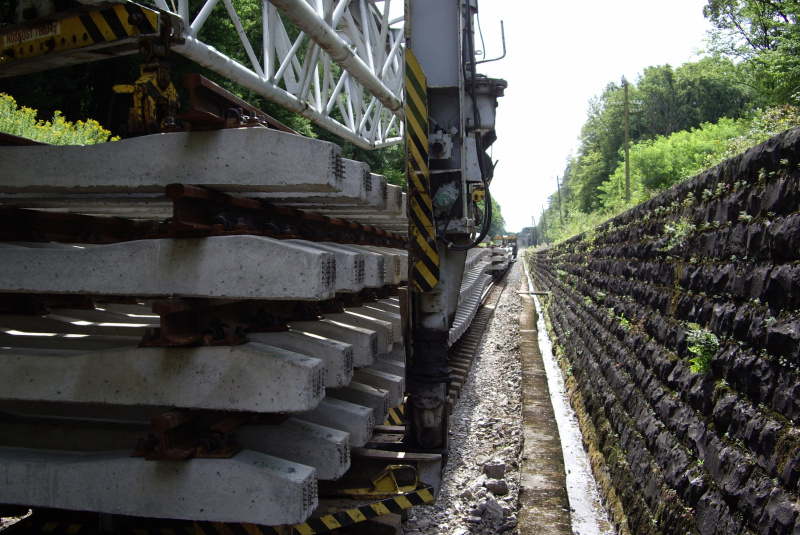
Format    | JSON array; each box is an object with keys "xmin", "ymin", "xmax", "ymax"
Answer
[{"xmin": 472, "ymin": 0, "xmax": 714, "ymax": 232}]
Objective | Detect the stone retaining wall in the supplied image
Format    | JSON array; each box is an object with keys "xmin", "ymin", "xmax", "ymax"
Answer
[{"xmin": 527, "ymin": 128, "xmax": 800, "ymax": 535}]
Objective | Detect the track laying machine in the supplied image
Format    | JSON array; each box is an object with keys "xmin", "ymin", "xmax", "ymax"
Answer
[{"xmin": 0, "ymin": 0, "xmax": 506, "ymax": 532}]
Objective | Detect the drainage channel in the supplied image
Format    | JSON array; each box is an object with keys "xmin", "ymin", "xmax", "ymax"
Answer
[{"xmin": 522, "ymin": 257, "xmax": 615, "ymax": 535}]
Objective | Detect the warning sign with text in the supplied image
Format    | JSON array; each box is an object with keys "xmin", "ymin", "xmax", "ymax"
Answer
[{"xmin": 2, "ymin": 22, "xmax": 60, "ymax": 47}]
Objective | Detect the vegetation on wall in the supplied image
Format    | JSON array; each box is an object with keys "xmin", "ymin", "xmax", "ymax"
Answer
[{"xmin": 525, "ymin": 125, "xmax": 800, "ymax": 535}]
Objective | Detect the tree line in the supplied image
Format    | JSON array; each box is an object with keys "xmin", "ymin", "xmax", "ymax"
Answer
[{"xmin": 527, "ymin": 0, "xmax": 800, "ymax": 245}]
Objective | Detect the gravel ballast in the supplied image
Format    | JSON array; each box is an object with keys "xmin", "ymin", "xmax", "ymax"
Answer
[{"xmin": 403, "ymin": 265, "xmax": 524, "ymax": 535}]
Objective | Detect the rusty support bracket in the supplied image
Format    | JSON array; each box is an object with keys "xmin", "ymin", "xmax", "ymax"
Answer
[
  {"xmin": 0, "ymin": 188, "xmax": 406, "ymax": 249},
  {"xmin": 133, "ymin": 410, "xmax": 247, "ymax": 461},
  {"xmin": 177, "ymin": 74, "xmax": 297, "ymax": 134},
  {"xmin": 139, "ymin": 298, "xmax": 295, "ymax": 347},
  {"xmin": 153, "ymin": 184, "xmax": 408, "ymax": 249}
]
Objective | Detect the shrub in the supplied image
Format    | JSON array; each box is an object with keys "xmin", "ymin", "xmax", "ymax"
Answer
[
  {"xmin": 687, "ymin": 326, "xmax": 719, "ymax": 375},
  {"xmin": 0, "ymin": 93, "xmax": 117, "ymax": 145}
]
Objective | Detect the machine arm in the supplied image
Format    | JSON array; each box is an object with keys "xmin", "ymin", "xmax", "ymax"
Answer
[{"xmin": 0, "ymin": 0, "xmax": 406, "ymax": 149}]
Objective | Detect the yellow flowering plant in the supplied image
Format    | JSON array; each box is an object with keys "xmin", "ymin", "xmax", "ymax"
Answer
[{"xmin": 0, "ymin": 93, "xmax": 118, "ymax": 145}]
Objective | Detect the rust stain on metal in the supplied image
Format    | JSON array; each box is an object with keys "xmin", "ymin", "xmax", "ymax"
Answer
[{"xmin": 135, "ymin": 410, "xmax": 248, "ymax": 461}]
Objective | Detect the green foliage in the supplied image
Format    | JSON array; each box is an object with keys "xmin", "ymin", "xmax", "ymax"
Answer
[
  {"xmin": 599, "ymin": 117, "xmax": 749, "ymax": 212},
  {"xmin": 536, "ymin": 98, "xmax": 800, "ymax": 245},
  {"xmin": 533, "ymin": 180, "xmax": 620, "ymax": 245},
  {"xmin": 0, "ymin": 93, "xmax": 116, "ymax": 144},
  {"xmin": 687, "ymin": 325, "xmax": 719, "ymax": 375},
  {"xmin": 660, "ymin": 218, "xmax": 697, "ymax": 252},
  {"xmin": 486, "ymin": 195, "xmax": 506, "ymax": 238},
  {"xmin": 572, "ymin": 148, "xmax": 616, "ymax": 213},
  {"xmin": 713, "ymin": 102, "xmax": 800, "ymax": 162},
  {"xmin": 0, "ymin": 56, "xmax": 141, "ymax": 137},
  {"xmin": 704, "ymin": 0, "xmax": 800, "ymax": 104},
  {"xmin": 529, "ymin": 4, "xmax": 800, "ymax": 246},
  {"xmin": 573, "ymin": 83, "xmax": 626, "ymax": 212},
  {"xmin": 556, "ymin": 56, "xmax": 758, "ymax": 223},
  {"xmin": 636, "ymin": 59, "xmax": 757, "ymax": 137}
]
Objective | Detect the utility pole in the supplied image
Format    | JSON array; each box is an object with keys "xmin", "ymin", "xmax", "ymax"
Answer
[
  {"xmin": 623, "ymin": 77, "xmax": 631, "ymax": 204},
  {"xmin": 541, "ymin": 205, "xmax": 547, "ymax": 244},
  {"xmin": 556, "ymin": 175, "xmax": 563, "ymax": 226},
  {"xmin": 531, "ymin": 214, "xmax": 537, "ymax": 246}
]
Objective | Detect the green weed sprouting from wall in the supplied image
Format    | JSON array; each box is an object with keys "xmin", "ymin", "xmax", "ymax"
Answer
[
  {"xmin": 687, "ymin": 325, "xmax": 719, "ymax": 375},
  {"xmin": 659, "ymin": 218, "xmax": 697, "ymax": 252},
  {"xmin": 0, "ymin": 93, "xmax": 117, "ymax": 145}
]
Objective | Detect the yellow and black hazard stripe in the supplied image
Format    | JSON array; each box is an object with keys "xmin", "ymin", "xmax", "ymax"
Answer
[
  {"xmin": 382, "ymin": 404, "xmax": 405, "ymax": 426},
  {"xmin": 17, "ymin": 485, "xmax": 434, "ymax": 535},
  {"xmin": 405, "ymin": 49, "xmax": 439, "ymax": 293},
  {"xmin": 0, "ymin": 3, "xmax": 159, "ymax": 65},
  {"xmin": 264, "ymin": 485, "xmax": 435, "ymax": 535}
]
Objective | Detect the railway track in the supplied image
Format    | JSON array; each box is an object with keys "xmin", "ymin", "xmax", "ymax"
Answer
[{"xmin": 0, "ymin": 86, "xmax": 514, "ymax": 533}]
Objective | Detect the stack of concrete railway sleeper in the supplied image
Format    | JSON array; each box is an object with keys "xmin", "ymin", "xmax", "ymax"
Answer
[{"xmin": 0, "ymin": 126, "xmax": 429, "ymax": 528}]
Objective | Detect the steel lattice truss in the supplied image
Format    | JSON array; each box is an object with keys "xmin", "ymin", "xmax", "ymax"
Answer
[{"xmin": 145, "ymin": 0, "xmax": 405, "ymax": 149}]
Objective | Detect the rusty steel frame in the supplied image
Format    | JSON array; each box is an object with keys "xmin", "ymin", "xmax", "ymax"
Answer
[
  {"xmin": 139, "ymin": 297, "xmax": 293, "ymax": 348},
  {"xmin": 0, "ymin": 182, "xmax": 407, "ymax": 349},
  {"xmin": 137, "ymin": 288, "xmax": 398, "ymax": 349},
  {"xmin": 0, "ymin": 206, "xmax": 154, "ymax": 244}
]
